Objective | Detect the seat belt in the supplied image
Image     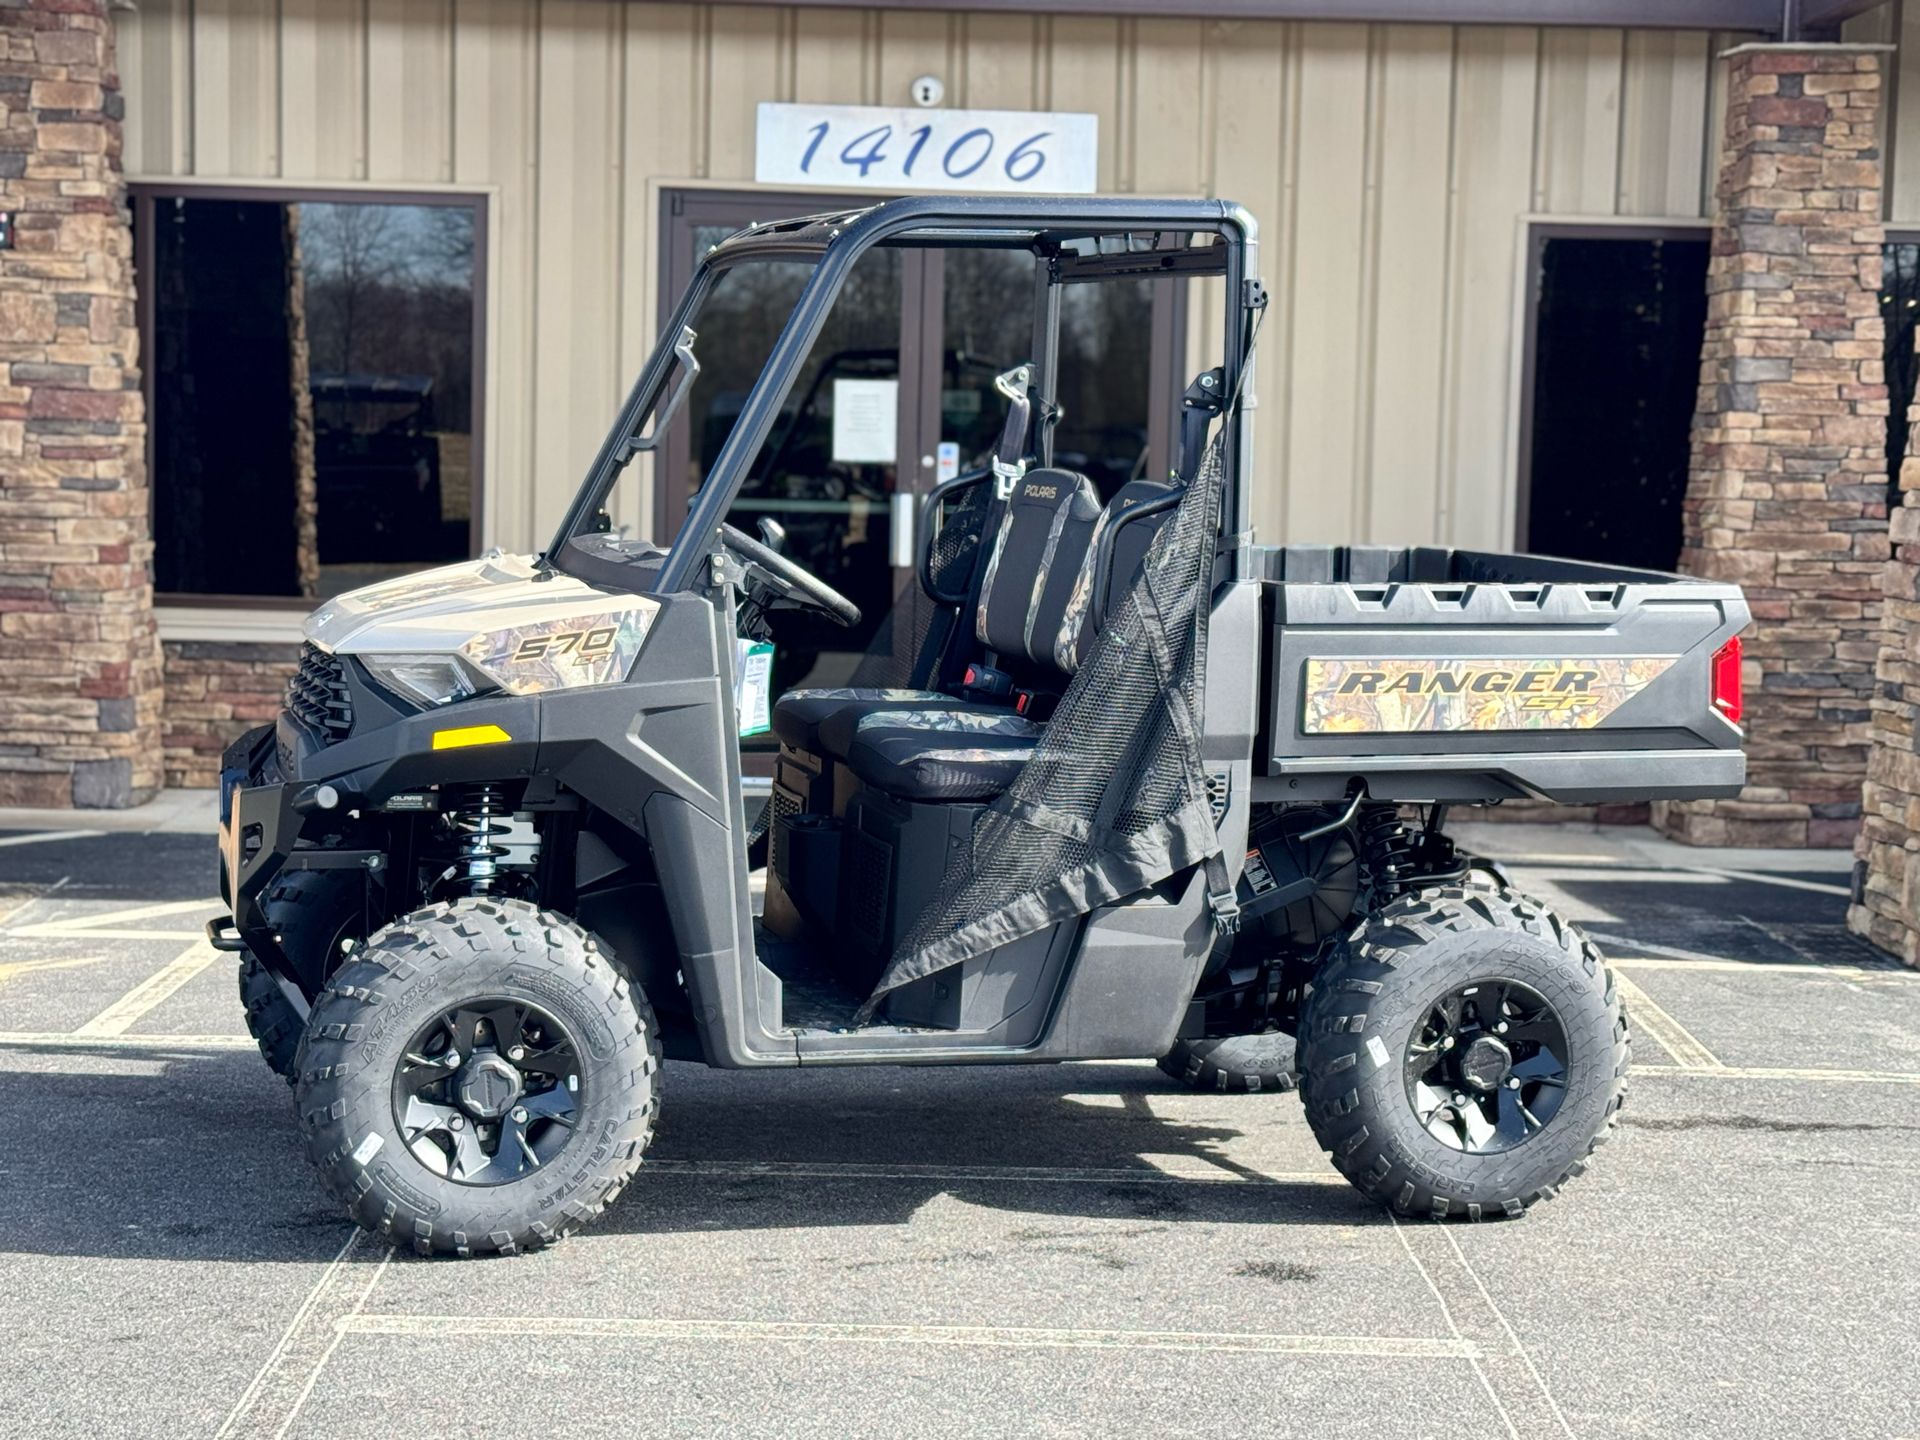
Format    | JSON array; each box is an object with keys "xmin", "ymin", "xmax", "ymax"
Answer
[{"xmin": 1176, "ymin": 367, "xmax": 1226, "ymax": 483}]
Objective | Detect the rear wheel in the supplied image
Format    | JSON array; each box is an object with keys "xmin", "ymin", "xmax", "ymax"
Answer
[
  {"xmin": 1158, "ymin": 1031, "xmax": 1298, "ymax": 1092},
  {"xmin": 1297, "ymin": 885, "xmax": 1627, "ymax": 1220},
  {"xmin": 294, "ymin": 897, "xmax": 659, "ymax": 1256}
]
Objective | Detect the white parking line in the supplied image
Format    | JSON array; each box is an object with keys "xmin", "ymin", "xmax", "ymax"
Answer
[
  {"xmin": 0, "ymin": 829, "xmax": 107, "ymax": 848},
  {"xmin": 1390, "ymin": 1220, "xmax": 1518, "ymax": 1439},
  {"xmin": 1611, "ymin": 956, "xmax": 1919, "ymax": 980},
  {"xmin": 213, "ymin": 1231, "xmax": 393, "ymax": 1440},
  {"xmin": 0, "ymin": 1031, "xmax": 254, "ymax": 1050},
  {"xmin": 1442, "ymin": 1228, "xmax": 1577, "ymax": 1440},
  {"xmin": 334, "ymin": 1313, "xmax": 1481, "ymax": 1359},
  {"xmin": 1, "ymin": 1033, "xmax": 1915, "ymax": 1087},
  {"xmin": 72, "ymin": 938, "xmax": 220, "ymax": 1036},
  {"xmin": 274, "ymin": 1246, "xmax": 393, "ymax": 1440},
  {"xmin": 213, "ymin": 1231, "xmax": 362, "ymax": 1439},
  {"xmin": 1683, "ymin": 866, "xmax": 1851, "ymax": 897},
  {"xmin": 1610, "ymin": 970, "xmax": 1725, "ymax": 1071},
  {"xmin": 0, "ymin": 955, "xmax": 103, "ymax": 986},
  {"xmin": 8, "ymin": 896, "xmax": 220, "ymax": 942},
  {"xmin": 642, "ymin": 1158, "xmax": 1350, "ymax": 1187},
  {"xmin": 1631, "ymin": 1064, "xmax": 1920, "ymax": 1085}
]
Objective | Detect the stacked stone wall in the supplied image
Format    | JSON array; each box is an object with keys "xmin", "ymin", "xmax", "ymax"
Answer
[
  {"xmin": 1656, "ymin": 44, "xmax": 1890, "ymax": 850},
  {"xmin": 160, "ymin": 641, "xmax": 298, "ymax": 789},
  {"xmin": 1850, "ymin": 380, "xmax": 1920, "ymax": 965},
  {"xmin": 0, "ymin": 0, "xmax": 160, "ymax": 807}
]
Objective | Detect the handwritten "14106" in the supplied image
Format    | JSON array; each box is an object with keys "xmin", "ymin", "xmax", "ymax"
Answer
[
  {"xmin": 755, "ymin": 104, "xmax": 1099, "ymax": 194},
  {"xmin": 802, "ymin": 120, "xmax": 1050, "ymax": 182}
]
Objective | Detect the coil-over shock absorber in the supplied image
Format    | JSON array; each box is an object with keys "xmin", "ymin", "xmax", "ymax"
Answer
[
  {"xmin": 450, "ymin": 782, "xmax": 512, "ymax": 894},
  {"xmin": 1354, "ymin": 801, "xmax": 1417, "ymax": 903}
]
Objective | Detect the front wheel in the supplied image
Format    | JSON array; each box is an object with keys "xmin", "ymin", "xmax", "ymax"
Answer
[
  {"xmin": 293, "ymin": 897, "xmax": 659, "ymax": 1256},
  {"xmin": 1297, "ymin": 886, "xmax": 1627, "ymax": 1221}
]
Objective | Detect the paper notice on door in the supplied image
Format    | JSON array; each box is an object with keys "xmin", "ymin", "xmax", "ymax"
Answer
[
  {"xmin": 832, "ymin": 378, "xmax": 898, "ymax": 464},
  {"xmin": 734, "ymin": 638, "xmax": 773, "ymax": 737}
]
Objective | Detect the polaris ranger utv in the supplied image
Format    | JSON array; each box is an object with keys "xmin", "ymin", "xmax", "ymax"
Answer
[{"xmin": 213, "ymin": 196, "xmax": 1749, "ymax": 1255}]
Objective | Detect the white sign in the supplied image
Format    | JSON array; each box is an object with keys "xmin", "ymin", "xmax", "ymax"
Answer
[
  {"xmin": 831, "ymin": 377, "xmax": 899, "ymax": 464},
  {"xmin": 755, "ymin": 103, "xmax": 1098, "ymax": 195}
]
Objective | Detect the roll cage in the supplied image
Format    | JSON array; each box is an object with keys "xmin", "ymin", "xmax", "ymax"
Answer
[{"xmin": 546, "ymin": 194, "xmax": 1263, "ymax": 592}]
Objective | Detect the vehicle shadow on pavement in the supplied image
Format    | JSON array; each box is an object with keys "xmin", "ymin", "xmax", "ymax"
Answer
[
  {"xmin": 605, "ymin": 1066, "xmax": 1368, "ymax": 1234},
  {"xmin": 0, "ymin": 1053, "xmax": 1363, "ymax": 1262},
  {"xmin": 0, "ymin": 1050, "xmax": 348, "ymax": 1264},
  {"xmin": 0, "ymin": 833, "xmax": 219, "ymax": 904}
]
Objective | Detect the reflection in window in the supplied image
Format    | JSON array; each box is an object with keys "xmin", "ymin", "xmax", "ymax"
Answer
[
  {"xmin": 941, "ymin": 250, "xmax": 1036, "ymax": 469},
  {"xmin": 148, "ymin": 196, "xmax": 477, "ymax": 599},
  {"xmin": 1054, "ymin": 278, "xmax": 1153, "ymax": 499}
]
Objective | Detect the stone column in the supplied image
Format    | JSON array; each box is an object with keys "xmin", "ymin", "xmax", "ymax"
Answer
[
  {"xmin": 1654, "ymin": 43, "xmax": 1891, "ymax": 850},
  {"xmin": 0, "ymin": 0, "xmax": 160, "ymax": 808},
  {"xmin": 1851, "ymin": 384, "xmax": 1920, "ymax": 963}
]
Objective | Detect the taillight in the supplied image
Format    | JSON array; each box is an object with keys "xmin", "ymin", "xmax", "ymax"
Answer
[{"xmin": 1711, "ymin": 636, "xmax": 1743, "ymax": 726}]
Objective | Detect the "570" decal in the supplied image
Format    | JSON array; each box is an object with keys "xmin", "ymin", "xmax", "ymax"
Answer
[{"xmin": 511, "ymin": 627, "xmax": 617, "ymax": 664}]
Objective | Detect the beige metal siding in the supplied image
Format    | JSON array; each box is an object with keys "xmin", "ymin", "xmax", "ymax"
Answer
[{"xmin": 120, "ymin": 3, "xmax": 1784, "ymax": 556}]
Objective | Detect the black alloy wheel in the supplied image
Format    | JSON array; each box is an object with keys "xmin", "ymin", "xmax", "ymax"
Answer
[
  {"xmin": 393, "ymin": 999, "xmax": 584, "ymax": 1185},
  {"xmin": 1295, "ymin": 885, "xmax": 1628, "ymax": 1221},
  {"xmin": 1404, "ymin": 980, "xmax": 1570, "ymax": 1154},
  {"xmin": 295, "ymin": 897, "xmax": 659, "ymax": 1256}
]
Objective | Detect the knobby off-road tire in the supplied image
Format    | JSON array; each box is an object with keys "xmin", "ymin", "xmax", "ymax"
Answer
[
  {"xmin": 1159, "ymin": 1031, "xmax": 1299, "ymax": 1093},
  {"xmin": 294, "ymin": 897, "xmax": 660, "ymax": 1256},
  {"xmin": 238, "ymin": 868, "xmax": 368, "ymax": 1082},
  {"xmin": 1297, "ymin": 885, "xmax": 1628, "ymax": 1221}
]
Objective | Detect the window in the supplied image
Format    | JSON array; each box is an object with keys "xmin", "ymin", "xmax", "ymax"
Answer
[
  {"xmin": 136, "ymin": 188, "xmax": 485, "ymax": 602},
  {"xmin": 1521, "ymin": 228, "xmax": 1709, "ymax": 572}
]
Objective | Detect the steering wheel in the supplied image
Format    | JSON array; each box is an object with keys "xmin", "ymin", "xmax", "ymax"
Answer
[{"xmin": 719, "ymin": 523, "xmax": 862, "ymax": 629}]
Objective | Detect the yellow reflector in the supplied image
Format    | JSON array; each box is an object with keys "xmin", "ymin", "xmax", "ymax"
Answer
[{"xmin": 432, "ymin": 724, "xmax": 512, "ymax": 750}]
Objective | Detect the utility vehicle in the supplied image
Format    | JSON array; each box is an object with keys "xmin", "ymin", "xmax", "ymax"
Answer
[{"xmin": 213, "ymin": 196, "xmax": 1749, "ymax": 1255}]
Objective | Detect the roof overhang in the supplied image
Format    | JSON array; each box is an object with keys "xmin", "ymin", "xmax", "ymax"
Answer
[{"xmin": 639, "ymin": 0, "xmax": 1880, "ymax": 38}]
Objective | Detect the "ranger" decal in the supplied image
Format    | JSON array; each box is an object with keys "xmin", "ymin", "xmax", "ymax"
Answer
[{"xmin": 1301, "ymin": 657, "xmax": 1677, "ymax": 734}]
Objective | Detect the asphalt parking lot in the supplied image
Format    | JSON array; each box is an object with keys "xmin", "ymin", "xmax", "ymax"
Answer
[{"xmin": 1, "ymin": 806, "xmax": 1915, "ymax": 1440}]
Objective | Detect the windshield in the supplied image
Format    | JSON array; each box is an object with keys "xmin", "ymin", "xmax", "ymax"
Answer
[{"xmin": 550, "ymin": 253, "xmax": 821, "ymax": 561}]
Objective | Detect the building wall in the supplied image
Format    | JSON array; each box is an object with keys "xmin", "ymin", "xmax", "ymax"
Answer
[{"xmin": 116, "ymin": 1, "xmax": 1777, "ymax": 563}]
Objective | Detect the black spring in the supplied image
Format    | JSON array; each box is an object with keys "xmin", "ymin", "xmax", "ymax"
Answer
[
  {"xmin": 451, "ymin": 782, "xmax": 512, "ymax": 893},
  {"xmin": 1354, "ymin": 802, "xmax": 1416, "ymax": 901}
]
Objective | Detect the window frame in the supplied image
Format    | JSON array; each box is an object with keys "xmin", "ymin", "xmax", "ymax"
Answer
[
  {"xmin": 653, "ymin": 186, "xmax": 1190, "ymax": 547},
  {"xmin": 130, "ymin": 180, "xmax": 491, "ymax": 613},
  {"xmin": 1514, "ymin": 216, "xmax": 1712, "ymax": 555}
]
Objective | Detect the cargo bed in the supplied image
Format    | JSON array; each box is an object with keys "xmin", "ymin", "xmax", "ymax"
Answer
[{"xmin": 1249, "ymin": 544, "xmax": 1748, "ymax": 805}]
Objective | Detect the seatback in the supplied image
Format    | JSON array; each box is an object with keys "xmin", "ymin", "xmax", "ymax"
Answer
[
  {"xmin": 973, "ymin": 468, "xmax": 1103, "ymax": 676},
  {"xmin": 1047, "ymin": 477, "xmax": 1182, "ymax": 675}
]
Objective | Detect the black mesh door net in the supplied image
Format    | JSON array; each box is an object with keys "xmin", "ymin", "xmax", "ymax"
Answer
[{"xmin": 860, "ymin": 433, "xmax": 1232, "ymax": 1013}]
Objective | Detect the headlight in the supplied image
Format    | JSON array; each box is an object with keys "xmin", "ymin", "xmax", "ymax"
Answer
[{"xmin": 359, "ymin": 653, "xmax": 495, "ymax": 709}]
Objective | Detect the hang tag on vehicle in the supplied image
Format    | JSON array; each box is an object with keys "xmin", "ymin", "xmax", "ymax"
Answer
[{"xmin": 734, "ymin": 639, "xmax": 774, "ymax": 737}]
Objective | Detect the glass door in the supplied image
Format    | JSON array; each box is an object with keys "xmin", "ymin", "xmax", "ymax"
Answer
[{"xmin": 655, "ymin": 192, "xmax": 1192, "ymax": 753}]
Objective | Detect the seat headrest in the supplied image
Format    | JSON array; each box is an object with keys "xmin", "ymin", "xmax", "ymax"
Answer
[{"xmin": 974, "ymin": 468, "xmax": 1102, "ymax": 674}]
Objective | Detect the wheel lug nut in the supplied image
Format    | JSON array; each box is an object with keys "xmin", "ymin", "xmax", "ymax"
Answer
[
  {"xmin": 448, "ymin": 1115, "xmax": 464, "ymax": 1130},
  {"xmin": 444, "ymin": 1050, "xmax": 461, "ymax": 1068},
  {"xmin": 511, "ymin": 1106, "xmax": 529, "ymax": 1124},
  {"xmin": 1453, "ymin": 1092, "xmax": 1468, "ymax": 1106},
  {"xmin": 508, "ymin": 1046, "xmax": 525, "ymax": 1061},
  {"xmin": 1440, "ymin": 1036, "xmax": 1455, "ymax": 1050},
  {"xmin": 1505, "ymin": 1077, "xmax": 1521, "ymax": 1090},
  {"xmin": 1495, "ymin": 1022, "xmax": 1509, "ymax": 1035}
]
